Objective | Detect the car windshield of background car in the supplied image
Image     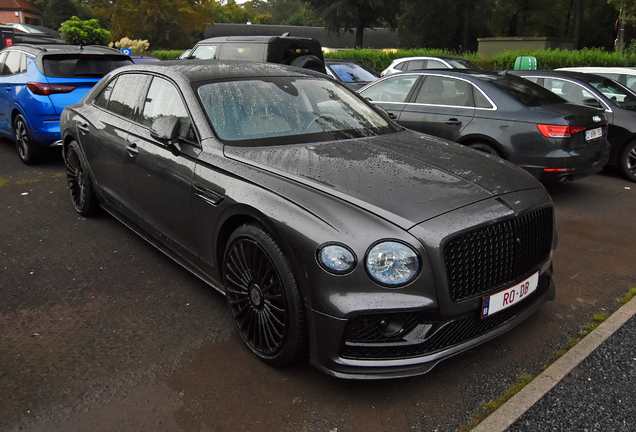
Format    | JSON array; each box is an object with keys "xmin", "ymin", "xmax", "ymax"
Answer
[
  {"xmin": 196, "ymin": 77, "xmax": 394, "ymax": 144},
  {"xmin": 446, "ymin": 59, "xmax": 482, "ymax": 70},
  {"xmin": 329, "ymin": 63, "xmax": 378, "ymax": 83},
  {"xmin": 43, "ymin": 55, "xmax": 133, "ymax": 78},
  {"xmin": 491, "ymin": 76, "xmax": 566, "ymax": 107},
  {"xmin": 588, "ymin": 78, "xmax": 636, "ymax": 109}
]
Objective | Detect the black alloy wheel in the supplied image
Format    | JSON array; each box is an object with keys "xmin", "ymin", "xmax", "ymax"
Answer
[
  {"xmin": 14, "ymin": 114, "xmax": 39, "ymax": 165},
  {"xmin": 223, "ymin": 223, "xmax": 307, "ymax": 366},
  {"xmin": 620, "ymin": 140, "xmax": 636, "ymax": 182},
  {"xmin": 65, "ymin": 141, "xmax": 98, "ymax": 216}
]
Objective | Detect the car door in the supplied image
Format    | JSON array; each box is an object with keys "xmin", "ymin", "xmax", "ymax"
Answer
[
  {"xmin": 397, "ymin": 75, "xmax": 475, "ymax": 141},
  {"xmin": 124, "ymin": 75, "xmax": 201, "ymax": 260},
  {"xmin": 0, "ymin": 50, "xmax": 22, "ymax": 135},
  {"xmin": 78, "ymin": 73, "xmax": 150, "ymax": 214},
  {"xmin": 359, "ymin": 74, "xmax": 420, "ymax": 120}
]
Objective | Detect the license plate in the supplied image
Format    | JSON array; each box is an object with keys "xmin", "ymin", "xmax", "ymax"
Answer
[
  {"xmin": 585, "ymin": 127, "xmax": 602, "ymax": 141},
  {"xmin": 481, "ymin": 272, "xmax": 539, "ymax": 318}
]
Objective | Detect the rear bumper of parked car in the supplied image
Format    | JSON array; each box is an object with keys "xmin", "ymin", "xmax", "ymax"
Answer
[
  {"xmin": 307, "ymin": 273, "xmax": 555, "ymax": 379},
  {"xmin": 521, "ymin": 140, "xmax": 611, "ymax": 183}
]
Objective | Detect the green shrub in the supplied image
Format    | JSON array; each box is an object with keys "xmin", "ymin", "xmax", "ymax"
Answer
[{"xmin": 151, "ymin": 50, "xmax": 186, "ymax": 60}]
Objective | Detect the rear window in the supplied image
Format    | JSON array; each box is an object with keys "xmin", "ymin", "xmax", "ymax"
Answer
[
  {"xmin": 42, "ymin": 54, "xmax": 133, "ymax": 78},
  {"xmin": 491, "ymin": 75, "xmax": 566, "ymax": 106}
]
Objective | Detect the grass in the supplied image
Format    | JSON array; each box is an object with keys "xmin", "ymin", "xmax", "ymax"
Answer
[{"xmin": 459, "ymin": 286, "xmax": 635, "ymax": 430}]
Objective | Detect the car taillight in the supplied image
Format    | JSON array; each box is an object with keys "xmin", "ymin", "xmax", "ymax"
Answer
[
  {"xmin": 537, "ymin": 124, "xmax": 586, "ymax": 138},
  {"xmin": 27, "ymin": 82, "xmax": 76, "ymax": 96}
]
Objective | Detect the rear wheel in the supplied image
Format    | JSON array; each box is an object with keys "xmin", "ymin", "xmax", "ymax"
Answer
[
  {"xmin": 223, "ymin": 223, "xmax": 307, "ymax": 366},
  {"xmin": 65, "ymin": 141, "xmax": 98, "ymax": 216},
  {"xmin": 14, "ymin": 114, "xmax": 40, "ymax": 165},
  {"xmin": 468, "ymin": 142, "xmax": 502, "ymax": 157},
  {"xmin": 619, "ymin": 140, "xmax": 636, "ymax": 182}
]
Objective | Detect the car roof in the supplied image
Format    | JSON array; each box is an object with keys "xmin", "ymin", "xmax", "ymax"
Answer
[
  {"xmin": 195, "ymin": 35, "xmax": 316, "ymax": 44},
  {"xmin": 3, "ymin": 43, "xmax": 128, "ymax": 57},
  {"xmin": 557, "ymin": 66, "xmax": 636, "ymax": 74},
  {"xmin": 508, "ymin": 69, "xmax": 615, "ymax": 83},
  {"xmin": 391, "ymin": 56, "xmax": 466, "ymax": 63},
  {"xmin": 389, "ymin": 69, "xmax": 505, "ymax": 81},
  {"xmin": 111, "ymin": 59, "xmax": 322, "ymax": 82}
]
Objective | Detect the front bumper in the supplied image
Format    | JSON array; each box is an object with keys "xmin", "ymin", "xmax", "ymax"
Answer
[{"xmin": 307, "ymin": 272, "xmax": 555, "ymax": 379}]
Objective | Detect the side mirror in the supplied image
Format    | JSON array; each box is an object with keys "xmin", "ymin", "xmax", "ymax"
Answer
[
  {"xmin": 581, "ymin": 98, "xmax": 602, "ymax": 109},
  {"xmin": 150, "ymin": 116, "xmax": 182, "ymax": 155}
]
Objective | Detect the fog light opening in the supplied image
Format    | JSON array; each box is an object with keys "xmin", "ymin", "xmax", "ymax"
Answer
[{"xmin": 377, "ymin": 317, "xmax": 405, "ymax": 337}]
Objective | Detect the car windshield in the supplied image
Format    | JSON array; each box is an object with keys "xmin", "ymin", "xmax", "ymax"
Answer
[
  {"xmin": 491, "ymin": 75, "xmax": 566, "ymax": 106},
  {"xmin": 43, "ymin": 55, "xmax": 133, "ymax": 78},
  {"xmin": 329, "ymin": 63, "xmax": 378, "ymax": 83},
  {"xmin": 196, "ymin": 76, "xmax": 394, "ymax": 145},
  {"xmin": 587, "ymin": 77, "xmax": 636, "ymax": 109}
]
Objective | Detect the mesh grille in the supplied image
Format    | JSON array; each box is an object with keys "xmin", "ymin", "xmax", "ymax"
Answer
[{"xmin": 444, "ymin": 206, "xmax": 553, "ymax": 302}]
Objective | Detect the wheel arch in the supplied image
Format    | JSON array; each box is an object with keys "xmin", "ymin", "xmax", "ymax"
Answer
[{"xmin": 456, "ymin": 134, "xmax": 508, "ymax": 159}]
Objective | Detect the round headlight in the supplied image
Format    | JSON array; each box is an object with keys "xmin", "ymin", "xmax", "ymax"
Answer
[
  {"xmin": 317, "ymin": 244, "xmax": 356, "ymax": 274},
  {"xmin": 366, "ymin": 241, "xmax": 419, "ymax": 287}
]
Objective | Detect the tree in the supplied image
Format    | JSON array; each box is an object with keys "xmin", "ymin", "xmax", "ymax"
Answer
[
  {"xmin": 99, "ymin": 0, "xmax": 215, "ymax": 49},
  {"xmin": 59, "ymin": 16, "xmax": 111, "ymax": 45},
  {"xmin": 306, "ymin": 0, "xmax": 399, "ymax": 48}
]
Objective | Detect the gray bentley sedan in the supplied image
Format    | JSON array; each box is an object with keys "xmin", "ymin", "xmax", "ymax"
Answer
[{"xmin": 60, "ymin": 60, "xmax": 557, "ymax": 379}]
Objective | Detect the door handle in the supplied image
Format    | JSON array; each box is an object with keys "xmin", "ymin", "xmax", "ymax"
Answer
[
  {"xmin": 444, "ymin": 118, "xmax": 462, "ymax": 125},
  {"xmin": 126, "ymin": 143, "xmax": 139, "ymax": 157},
  {"xmin": 78, "ymin": 123, "xmax": 89, "ymax": 135},
  {"xmin": 388, "ymin": 112, "xmax": 397, "ymax": 119}
]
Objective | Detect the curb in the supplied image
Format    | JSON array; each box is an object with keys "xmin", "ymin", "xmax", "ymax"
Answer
[{"xmin": 471, "ymin": 295, "xmax": 636, "ymax": 432}]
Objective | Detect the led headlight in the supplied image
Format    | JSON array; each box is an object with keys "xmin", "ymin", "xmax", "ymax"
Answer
[
  {"xmin": 317, "ymin": 243, "xmax": 356, "ymax": 274},
  {"xmin": 365, "ymin": 241, "xmax": 419, "ymax": 286}
]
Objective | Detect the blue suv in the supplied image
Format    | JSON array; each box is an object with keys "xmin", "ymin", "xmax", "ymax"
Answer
[{"xmin": 0, "ymin": 44, "xmax": 132, "ymax": 164}]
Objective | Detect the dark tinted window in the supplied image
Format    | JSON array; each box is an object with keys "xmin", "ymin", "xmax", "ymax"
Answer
[
  {"xmin": 490, "ymin": 75, "xmax": 565, "ymax": 106},
  {"xmin": 93, "ymin": 77, "xmax": 116, "ymax": 109},
  {"xmin": 218, "ymin": 43, "xmax": 266, "ymax": 61},
  {"xmin": 142, "ymin": 77, "xmax": 195, "ymax": 141},
  {"xmin": 406, "ymin": 60, "xmax": 426, "ymax": 71},
  {"xmin": 42, "ymin": 55, "xmax": 133, "ymax": 78},
  {"xmin": 415, "ymin": 76, "xmax": 473, "ymax": 106},
  {"xmin": 103, "ymin": 74, "xmax": 151, "ymax": 119},
  {"xmin": 3, "ymin": 51, "xmax": 24, "ymax": 75}
]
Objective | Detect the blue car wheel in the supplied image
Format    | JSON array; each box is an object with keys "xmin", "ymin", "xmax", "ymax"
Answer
[{"xmin": 14, "ymin": 114, "xmax": 39, "ymax": 165}]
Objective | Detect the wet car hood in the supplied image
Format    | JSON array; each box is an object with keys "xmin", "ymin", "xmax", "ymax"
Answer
[{"xmin": 223, "ymin": 130, "xmax": 542, "ymax": 229}]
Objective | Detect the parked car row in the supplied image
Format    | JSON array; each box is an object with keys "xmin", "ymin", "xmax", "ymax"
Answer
[{"xmin": 0, "ymin": 39, "xmax": 629, "ymax": 378}]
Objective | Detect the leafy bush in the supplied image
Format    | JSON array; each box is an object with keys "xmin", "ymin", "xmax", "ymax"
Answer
[
  {"xmin": 59, "ymin": 16, "xmax": 111, "ymax": 46},
  {"xmin": 151, "ymin": 50, "xmax": 186, "ymax": 60}
]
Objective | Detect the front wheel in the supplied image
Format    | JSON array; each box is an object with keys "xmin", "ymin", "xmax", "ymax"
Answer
[
  {"xmin": 468, "ymin": 142, "xmax": 502, "ymax": 157},
  {"xmin": 14, "ymin": 114, "xmax": 40, "ymax": 165},
  {"xmin": 619, "ymin": 140, "xmax": 636, "ymax": 182},
  {"xmin": 65, "ymin": 141, "xmax": 98, "ymax": 216},
  {"xmin": 223, "ymin": 223, "xmax": 307, "ymax": 366}
]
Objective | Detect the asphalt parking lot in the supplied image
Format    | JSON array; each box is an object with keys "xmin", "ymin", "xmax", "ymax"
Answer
[{"xmin": 1, "ymin": 138, "xmax": 635, "ymax": 432}]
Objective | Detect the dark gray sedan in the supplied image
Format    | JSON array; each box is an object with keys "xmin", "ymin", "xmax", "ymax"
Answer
[
  {"xmin": 359, "ymin": 70, "xmax": 611, "ymax": 183},
  {"xmin": 60, "ymin": 61, "xmax": 557, "ymax": 379}
]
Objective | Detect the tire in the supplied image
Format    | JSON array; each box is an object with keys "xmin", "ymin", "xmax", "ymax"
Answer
[
  {"xmin": 14, "ymin": 114, "xmax": 40, "ymax": 165},
  {"xmin": 223, "ymin": 223, "xmax": 307, "ymax": 366},
  {"xmin": 468, "ymin": 142, "xmax": 502, "ymax": 157},
  {"xmin": 65, "ymin": 141, "xmax": 98, "ymax": 216},
  {"xmin": 290, "ymin": 55, "xmax": 325, "ymax": 73},
  {"xmin": 619, "ymin": 140, "xmax": 636, "ymax": 182}
]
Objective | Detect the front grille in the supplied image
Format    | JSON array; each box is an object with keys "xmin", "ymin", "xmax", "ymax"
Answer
[
  {"xmin": 444, "ymin": 206, "xmax": 553, "ymax": 302},
  {"xmin": 341, "ymin": 275, "xmax": 552, "ymax": 360}
]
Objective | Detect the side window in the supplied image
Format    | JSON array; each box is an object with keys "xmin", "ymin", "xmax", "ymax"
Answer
[
  {"xmin": 3, "ymin": 51, "xmax": 23, "ymax": 75},
  {"xmin": 142, "ymin": 77, "xmax": 195, "ymax": 142},
  {"xmin": 0, "ymin": 52, "xmax": 7, "ymax": 75},
  {"xmin": 360, "ymin": 75, "xmax": 418, "ymax": 103},
  {"xmin": 394, "ymin": 61, "xmax": 405, "ymax": 71},
  {"xmin": 415, "ymin": 76, "xmax": 473, "ymax": 106},
  {"xmin": 626, "ymin": 76, "xmax": 636, "ymax": 92},
  {"xmin": 426, "ymin": 60, "xmax": 447, "ymax": 69},
  {"xmin": 473, "ymin": 88, "xmax": 493, "ymax": 108},
  {"xmin": 406, "ymin": 60, "xmax": 426, "ymax": 71},
  {"xmin": 548, "ymin": 79, "xmax": 595, "ymax": 105},
  {"xmin": 190, "ymin": 45, "xmax": 218, "ymax": 60},
  {"xmin": 93, "ymin": 78, "xmax": 117, "ymax": 109},
  {"xmin": 107, "ymin": 74, "xmax": 151, "ymax": 120}
]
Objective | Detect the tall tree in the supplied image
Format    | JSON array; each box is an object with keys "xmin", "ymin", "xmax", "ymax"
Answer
[
  {"xmin": 97, "ymin": 0, "xmax": 215, "ymax": 49},
  {"xmin": 306, "ymin": 0, "xmax": 399, "ymax": 48}
]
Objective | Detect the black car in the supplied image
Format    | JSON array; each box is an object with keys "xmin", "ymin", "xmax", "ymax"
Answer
[
  {"xmin": 359, "ymin": 70, "xmax": 610, "ymax": 183},
  {"xmin": 60, "ymin": 60, "xmax": 557, "ymax": 379},
  {"xmin": 509, "ymin": 70, "xmax": 636, "ymax": 182},
  {"xmin": 324, "ymin": 58, "xmax": 380, "ymax": 91},
  {"xmin": 185, "ymin": 35, "xmax": 326, "ymax": 74}
]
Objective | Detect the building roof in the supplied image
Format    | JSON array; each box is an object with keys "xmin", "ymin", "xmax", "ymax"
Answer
[{"xmin": 0, "ymin": 0, "xmax": 41, "ymax": 14}]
